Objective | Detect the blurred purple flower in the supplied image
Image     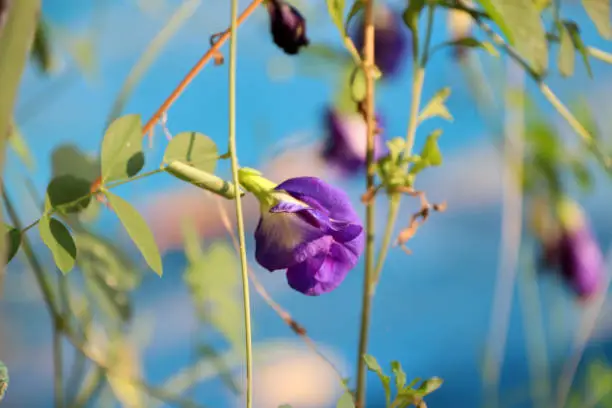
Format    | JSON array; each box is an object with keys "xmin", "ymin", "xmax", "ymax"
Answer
[
  {"xmin": 322, "ymin": 108, "xmax": 386, "ymax": 175},
  {"xmin": 267, "ymin": 0, "xmax": 309, "ymax": 55},
  {"xmin": 352, "ymin": 6, "xmax": 409, "ymax": 77},
  {"xmin": 254, "ymin": 177, "xmax": 364, "ymax": 296},
  {"xmin": 542, "ymin": 200, "xmax": 604, "ymax": 299}
]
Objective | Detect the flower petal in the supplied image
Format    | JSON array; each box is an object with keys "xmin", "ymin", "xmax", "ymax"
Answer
[
  {"xmin": 254, "ymin": 211, "xmax": 327, "ymax": 271},
  {"xmin": 286, "ymin": 241, "xmax": 358, "ymax": 295},
  {"xmin": 274, "ymin": 177, "xmax": 360, "ymax": 223}
]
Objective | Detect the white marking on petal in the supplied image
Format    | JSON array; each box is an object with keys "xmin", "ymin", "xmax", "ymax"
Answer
[{"xmin": 259, "ymin": 211, "xmax": 308, "ymax": 252}]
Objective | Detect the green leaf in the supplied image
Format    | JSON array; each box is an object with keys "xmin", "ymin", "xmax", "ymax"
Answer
[
  {"xmin": 418, "ymin": 87, "xmax": 453, "ymax": 123},
  {"xmin": 327, "ymin": 0, "xmax": 346, "ymax": 35},
  {"xmin": 490, "ymin": 0, "xmax": 548, "ymax": 74},
  {"xmin": 344, "ymin": 0, "xmax": 365, "ymax": 33},
  {"xmin": 474, "ymin": 0, "xmax": 515, "ymax": 44},
  {"xmin": 402, "ymin": 0, "xmax": 425, "ymax": 40},
  {"xmin": 52, "ymin": 144, "xmax": 100, "ymax": 184},
  {"xmin": 582, "ymin": 0, "xmax": 612, "ymax": 39},
  {"xmin": 351, "ymin": 67, "xmax": 367, "ymax": 102},
  {"xmin": 0, "ymin": 360, "xmax": 8, "ymax": 402},
  {"xmin": 104, "ymin": 191, "xmax": 163, "ymax": 276},
  {"xmin": 100, "ymin": 114, "xmax": 144, "ymax": 183},
  {"xmin": 391, "ymin": 361, "xmax": 407, "ymax": 390},
  {"xmin": 3, "ymin": 224, "xmax": 21, "ymax": 264},
  {"xmin": 439, "ymin": 37, "xmax": 499, "ymax": 57},
  {"xmin": 416, "ymin": 377, "xmax": 443, "ymax": 395},
  {"xmin": 410, "ymin": 130, "xmax": 443, "ymax": 174},
  {"xmin": 363, "ymin": 354, "xmax": 392, "ymax": 405},
  {"xmin": 557, "ymin": 23, "xmax": 575, "ymax": 77},
  {"xmin": 46, "ymin": 175, "xmax": 92, "ymax": 213},
  {"xmin": 570, "ymin": 159, "xmax": 593, "ymax": 192},
  {"xmin": 564, "ymin": 21, "xmax": 593, "ymax": 78},
  {"xmin": 39, "ymin": 216, "xmax": 77, "ymax": 274},
  {"xmin": 163, "ymin": 131, "xmax": 218, "ymax": 173},
  {"xmin": 336, "ymin": 391, "xmax": 356, "ymax": 408},
  {"xmin": 386, "ymin": 137, "xmax": 406, "ymax": 162},
  {"xmin": 31, "ymin": 19, "xmax": 56, "ymax": 74}
]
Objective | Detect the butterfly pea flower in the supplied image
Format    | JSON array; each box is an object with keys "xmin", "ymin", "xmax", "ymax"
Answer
[
  {"xmin": 239, "ymin": 169, "xmax": 364, "ymax": 295},
  {"xmin": 266, "ymin": 0, "xmax": 309, "ymax": 55},
  {"xmin": 352, "ymin": 6, "xmax": 409, "ymax": 77},
  {"xmin": 541, "ymin": 199, "xmax": 604, "ymax": 299},
  {"xmin": 322, "ymin": 107, "xmax": 386, "ymax": 175}
]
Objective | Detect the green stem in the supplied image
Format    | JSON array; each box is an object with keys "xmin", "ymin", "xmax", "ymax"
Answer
[
  {"xmin": 227, "ymin": 0, "xmax": 253, "ymax": 406},
  {"xmin": 104, "ymin": 167, "xmax": 166, "ymax": 188},
  {"xmin": 53, "ymin": 308, "xmax": 64, "ymax": 408},
  {"xmin": 355, "ymin": 0, "xmax": 377, "ymax": 405},
  {"xmin": 371, "ymin": 196, "xmax": 400, "ymax": 287}
]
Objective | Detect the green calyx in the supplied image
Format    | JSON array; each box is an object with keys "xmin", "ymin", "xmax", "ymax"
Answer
[{"xmin": 238, "ymin": 168, "xmax": 279, "ymax": 209}]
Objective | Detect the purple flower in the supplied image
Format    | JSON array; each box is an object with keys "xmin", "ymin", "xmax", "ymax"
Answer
[
  {"xmin": 254, "ymin": 177, "xmax": 364, "ymax": 295},
  {"xmin": 543, "ymin": 199, "xmax": 605, "ymax": 299},
  {"xmin": 322, "ymin": 107, "xmax": 386, "ymax": 175},
  {"xmin": 352, "ymin": 6, "xmax": 409, "ymax": 77},
  {"xmin": 267, "ymin": 0, "xmax": 309, "ymax": 55}
]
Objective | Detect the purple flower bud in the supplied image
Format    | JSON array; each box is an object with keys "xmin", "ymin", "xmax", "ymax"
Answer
[
  {"xmin": 253, "ymin": 177, "xmax": 364, "ymax": 296},
  {"xmin": 548, "ymin": 200, "xmax": 605, "ymax": 299},
  {"xmin": 322, "ymin": 107, "xmax": 386, "ymax": 175},
  {"xmin": 352, "ymin": 6, "xmax": 409, "ymax": 77},
  {"xmin": 267, "ymin": 0, "xmax": 309, "ymax": 55}
]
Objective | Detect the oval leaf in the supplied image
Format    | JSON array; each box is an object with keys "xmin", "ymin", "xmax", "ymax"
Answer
[
  {"xmin": 39, "ymin": 216, "xmax": 77, "ymax": 274},
  {"xmin": 327, "ymin": 0, "xmax": 346, "ymax": 34},
  {"xmin": 101, "ymin": 114, "xmax": 144, "ymax": 183},
  {"xmin": 163, "ymin": 131, "xmax": 218, "ymax": 173},
  {"xmin": 475, "ymin": 0, "xmax": 515, "ymax": 44},
  {"xmin": 52, "ymin": 144, "xmax": 100, "ymax": 183},
  {"xmin": 336, "ymin": 391, "xmax": 355, "ymax": 408},
  {"xmin": 582, "ymin": 0, "xmax": 612, "ymax": 40},
  {"xmin": 47, "ymin": 175, "xmax": 92, "ymax": 213},
  {"xmin": 4, "ymin": 224, "xmax": 21, "ymax": 264},
  {"xmin": 558, "ymin": 23, "xmax": 575, "ymax": 77},
  {"xmin": 104, "ymin": 191, "xmax": 163, "ymax": 276}
]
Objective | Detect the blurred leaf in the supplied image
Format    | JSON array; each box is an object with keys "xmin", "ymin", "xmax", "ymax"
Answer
[
  {"xmin": 581, "ymin": 0, "xmax": 612, "ymax": 39},
  {"xmin": 363, "ymin": 354, "xmax": 392, "ymax": 405},
  {"xmin": 418, "ymin": 87, "xmax": 452, "ymax": 123},
  {"xmin": 3, "ymin": 223, "xmax": 20, "ymax": 264},
  {"xmin": 491, "ymin": 0, "xmax": 548, "ymax": 74},
  {"xmin": 391, "ymin": 361, "xmax": 407, "ymax": 390},
  {"xmin": 198, "ymin": 344, "xmax": 240, "ymax": 394},
  {"xmin": 344, "ymin": 0, "xmax": 364, "ymax": 32},
  {"xmin": 474, "ymin": 0, "xmax": 514, "ymax": 44},
  {"xmin": 410, "ymin": 130, "xmax": 443, "ymax": 174},
  {"xmin": 386, "ymin": 137, "xmax": 406, "ymax": 162},
  {"xmin": 587, "ymin": 360, "xmax": 612, "ymax": 403},
  {"xmin": 416, "ymin": 377, "xmax": 443, "ymax": 395},
  {"xmin": 351, "ymin": 67, "xmax": 367, "ymax": 102},
  {"xmin": 104, "ymin": 191, "xmax": 163, "ymax": 276},
  {"xmin": 563, "ymin": 21, "xmax": 593, "ymax": 78},
  {"xmin": 69, "ymin": 36, "xmax": 97, "ymax": 77},
  {"xmin": 437, "ymin": 37, "xmax": 499, "ymax": 57},
  {"xmin": 402, "ymin": 0, "xmax": 425, "ymax": 40},
  {"xmin": 46, "ymin": 175, "xmax": 92, "ymax": 213},
  {"xmin": 181, "ymin": 218, "xmax": 203, "ymax": 264},
  {"xmin": 327, "ymin": 0, "xmax": 346, "ymax": 35},
  {"xmin": 31, "ymin": 19, "xmax": 56, "ymax": 74},
  {"xmin": 0, "ymin": 360, "xmax": 8, "ymax": 402},
  {"xmin": 558, "ymin": 23, "xmax": 575, "ymax": 77},
  {"xmin": 336, "ymin": 391, "xmax": 356, "ymax": 408},
  {"xmin": 39, "ymin": 216, "xmax": 77, "ymax": 274},
  {"xmin": 107, "ymin": 340, "xmax": 145, "ymax": 408},
  {"xmin": 163, "ymin": 131, "xmax": 218, "ymax": 173},
  {"xmin": 52, "ymin": 144, "xmax": 100, "ymax": 184},
  {"xmin": 570, "ymin": 159, "xmax": 593, "ymax": 192},
  {"xmin": 100, "ymin": 114, "xmax": 144, "ymax": 183},
  {"xmin": 7, "ymin": 121, "xmax": 34, "ymax": 169}
]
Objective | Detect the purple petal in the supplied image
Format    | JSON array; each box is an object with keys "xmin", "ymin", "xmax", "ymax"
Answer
[
  {"xmin": 274, "ymin": 177, "xmax": 361, "ymax": 224},
  {"xmin": 286, "ymin": 241, "xmax": 358, "ymax": 295},
  {"xmin": 559, "ymin": 226, "xmax": 604, "ymax": 298}
]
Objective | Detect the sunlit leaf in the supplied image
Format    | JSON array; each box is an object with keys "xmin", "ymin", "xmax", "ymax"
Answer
[
  {"xmin": 46, "ymin": 175, "xmax": 92, "ymax": 213},
  {"xmin": 410, "ymin": 130, "xmax": 443, "ymax": 174},
  {"xmin": 104, "ymin": 191, "xmax": 163, "ymax": 276},
  {"xmin": 163, "ymin": 131, "xmax": 218, "ymax": 173},
  {"xmin": 327, "ymin": 0, "xmax": 346, "ymax": 35},
  {"xmin": 474, "ymin": 0, "xmax": 515, "ymax": 44},
  {"xmin": 418, "ymin": 87, "xmax": 452, "ymax": 123},
  {"xmin": 564, "ymin": 21, "xmax": 593, "ymax": 78},
  {"xmin": 336, "ymin": 391, "xmax": 356, "ymax": 408},
  {"xmin": 490, "ymin": 0, "xmax": 548, "ymax": 74},
  {"xmin": 391, "ymin": 361, "xmax": 407, "ymax": 390},
  {"xmin": 416, "ymin": 377, "xmax": 443, "ymax": 395},
  {"xmin": 3, "ymin": 224, "xmax": 21, "ymax": 264},
  {"xmin": 100, "ymin": 114, "xmax": 144, "ymax": 183},
  {"xmin": 582, "ymin": 0, "xmax": 612, "ymax": 39},
  {"xmin": 558, "ymin": 23, "xmax": 575, "ymax": 77},
  {"xmin": 39, "ymin": 216, "xmax": 77, "ymax": 274}
]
